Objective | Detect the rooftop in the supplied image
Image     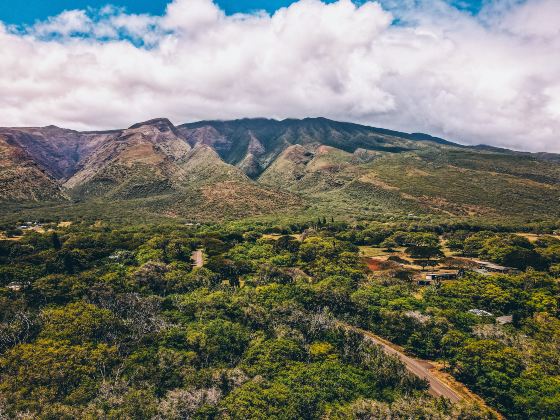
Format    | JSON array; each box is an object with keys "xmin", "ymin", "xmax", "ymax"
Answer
[{"xmin": 473, "ymin": 260, "xmax": 516, "ymax": 271}]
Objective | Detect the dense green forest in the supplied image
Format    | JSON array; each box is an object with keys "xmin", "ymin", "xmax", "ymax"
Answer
[{"xmin": 0, "ymin": 218, "xmax": 559, "ymax": 419}]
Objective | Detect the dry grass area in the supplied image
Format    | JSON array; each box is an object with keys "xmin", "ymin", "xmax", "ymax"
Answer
[
  {"xmin": 516, "ymin": 233, "xmax": 541, "ymax": 242},
  {"xmin": 198, "ymin": 181, "xmax": 303, "ymax": 220},
  {"xmin": 439, "ymin": 236, "xmax": 456, "ymax": 257},
  {"xmin": 359, "ymin": 245, "xmax": 405, "ymax": 258},
  {"xmin": 358, "ymin": 173, "xmax": 400, "ymax": 191},
  {"xmin": 361, "ymin": 257, "xmax": 398, "ymax": 272},
  {"xmin": 515, "ymin": 232, "xmax": 560, "ymax": 243},
  {"xmin": 359, "ymin": 245, "xmax": 475, "ymax": 274},
  {"xmin": 359, "ymin": 246, "xmax": 425, "ymax": 270},
  {"xmin": 0, "ymin": 233, "xmax": 22, "ymax": 241},
  {"xmin": 58, "ymin": 221, "xmax": 73, "ymax": 228},
  {"xmin": 262, "ymin": 233, "xmax": 303, "ymax": 241},
  {"xmin": 118, "ymin": 142, "xmax": 164, "ymax": 166},
  {"xmin": 28, "ymin": 226, "xmax": 46, "ymax": 234}
]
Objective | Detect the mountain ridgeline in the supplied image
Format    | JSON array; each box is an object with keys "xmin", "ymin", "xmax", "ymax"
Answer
[{"xmin": 1, "ymin": 117, "xmax": 560, "ymax": 221}]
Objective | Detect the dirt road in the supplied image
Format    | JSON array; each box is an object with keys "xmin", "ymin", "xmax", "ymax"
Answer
[
  {"xmin": 192, "ymin": 249, "xmax": 204, "ymax": 268},
  {"xmin": 342, "ymin": 323, "xmax": 462, "ymax": 402}
]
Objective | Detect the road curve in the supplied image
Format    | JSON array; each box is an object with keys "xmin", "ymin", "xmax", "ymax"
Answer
[
  {"xmin": 192, "ymin": 249, "xmax": 204, "ymax": 268},
  {"xmin": 341, "ymin": 323, "xmax": 462, "ymax": 402}
]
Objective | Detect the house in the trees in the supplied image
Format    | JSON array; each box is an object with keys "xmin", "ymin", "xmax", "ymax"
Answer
[
  {"xmin": 496, "ymin": 315, "xmax": 513, "ymax": 325},
  {"xmin": 473, "ymin": 260, "xmax": 519, "ymax": 275},
  {"xmin": 417, "ymin": 270, "xmax": 459, "ymax": 286}
]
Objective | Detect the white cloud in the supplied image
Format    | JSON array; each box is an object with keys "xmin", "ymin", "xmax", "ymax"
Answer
[
  {"xmin": 31, "ymin": 10, "xmax": 93, "ymax": 37},
  {"xmin": 0, "ymin": 0, "xmax": 559, "ymax": 152}
]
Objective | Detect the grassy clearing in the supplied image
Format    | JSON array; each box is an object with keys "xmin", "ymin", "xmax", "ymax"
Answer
[
  {"xmin": 358, "ymin": 246, "xmax": 404, "ymax": 258},
  {"xmin": 262, "ymin": 233, "xmax": 303, "ymax": 241},
  {"xmin": 515, "ymin": 232, "xmax": 560, "ymax": 243}
]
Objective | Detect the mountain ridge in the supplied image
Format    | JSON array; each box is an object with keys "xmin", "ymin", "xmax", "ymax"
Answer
[{"xmin": 1, "ymin": 117, "xmax": 559, "ymax": 222}]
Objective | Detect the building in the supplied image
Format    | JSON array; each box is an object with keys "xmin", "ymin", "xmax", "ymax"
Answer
[
  {"xmin": 468, "ymin": 309, "xmax": 494, "ymax": 317},
  {"xmin": 473, "ymin": 260, "xmax": 519, "ymax": 274},
  {"xmin": 417, "ymin": 270, "xmax": 459, "ymax": 286},
  {"xmin": 6, "ymin": 282, "xmax": 25, "ymax": 292},
  {"xmin": 496, "ymin": 315, "xmax": 513, "ymax": 325},
  {"xmin": 425, "ymin": 272, "xmax": 458, "ymax": 281},
  {"xmin": 417, "ymin": 278, "xmax": 434, "ymax": 286}
]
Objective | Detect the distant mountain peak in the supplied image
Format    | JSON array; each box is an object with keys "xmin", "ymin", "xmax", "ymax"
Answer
[{"xmin": 128, "ymin": 118, "xmax": 176, "ymax": 132}]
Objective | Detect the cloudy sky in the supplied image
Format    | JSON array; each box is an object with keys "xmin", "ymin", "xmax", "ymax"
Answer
[{"xmin": 0, "ymin": 0, "xmax": 558, "ymax": 152}]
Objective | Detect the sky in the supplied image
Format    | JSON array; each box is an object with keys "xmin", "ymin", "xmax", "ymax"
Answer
[
  {"xmin": 1, "ymin": 1, "xmax": 341, "ymax": 22},
  {"xmin": 0, "ymin": 0, "xmax": 559, "ymax": 152},
  {"xmin": 0, "ymin": 0, "xmax": 488, "ymax": 22}
]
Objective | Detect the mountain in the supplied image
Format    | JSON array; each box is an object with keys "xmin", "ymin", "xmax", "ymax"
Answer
[
  {"xmin": 180, "ymin": 118, "xmax": 560, "ymax": 219},
  {"xmin": 1, "ymin": 117, "xmax": 559, "ymax": 222},
  {"xmin": 64, "ymin": 119, "xmax": 191, "ymax": 198},
  {"xmin": 177, "ymin": 117, "xmax": 429, "ymax": 176},
  {"xmin": 0, "ymin": 133, "xmax": 66, "ymax": 202},
  {"xmin": 0, "ymin": 125, "xmax": 112, "ymax": 179}
]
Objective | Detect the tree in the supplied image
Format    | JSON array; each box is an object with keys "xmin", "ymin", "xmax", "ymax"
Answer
[
  {"xmin": 0, "ymin": 339, "xmax": 117, "ymax": 413},
  {"xmin": 40, "ymin": 301, "xmax": 121, "ymax": 344},
  {"xmin": 31, "ymin": 274, "xmax": 86, "ymax": 305},
  {"xmin": 309, "ymin": 275, "xmax": 355, "ymax": 312},
  {"xmin": 165, "ymin": 319, "xmax": 251, "ymax": 367},
  {"xmin": 132, "ymin": 262, "xmax": 169, "ymax": 294},
  {"xmin": 405, "ymin": 245, "xmax": 444, "ymax": 269},
  {"xmin": 274, "ymin": 235, "xmax": 300, "ymax": 253},
  {"xmin": 206, "ymin": 255, "xmax": 246, "ymax": 286},
  {"xmin": 481, "ymin": 234, "xmax": 546, "ymax": 270},
  {"xmin": 165, "ymin": 238, "xmax": 193, "ymax": 262},
  {"xmin": 455, "ymin": 339, "xmax": 524, "ymax": 412},
  {"xmin": 241, "ymin": 338, "xmax": 305, "ymax": 377},
  {"xmin": 381, "ymin": 239, "xmax": 398, "ymax": 252},
  {"xmin": 104, "ymin": 389, "xmax": 158, "ymax": 419},
  {"xmin": 512, "ymin": 372, "xmax": 560, "ymax": 419},
  {"xmin": 51, "ymin": 232, "xmax": 62, "ymax": 250},
  {"xmin": 158, "ymin": 387, "xmax": 221, "ymax": 419}
]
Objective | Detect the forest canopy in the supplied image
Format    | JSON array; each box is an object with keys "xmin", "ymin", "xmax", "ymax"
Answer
[{"xmin": 0, "ymin": 218, "xmax": 558, "ymax": 419}]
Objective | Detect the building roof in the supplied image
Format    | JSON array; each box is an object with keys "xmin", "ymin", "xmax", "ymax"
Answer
[
  {"xmin": 425, "ymin": 270, "xmax": 459, "ymax": 275},
  {"xmin": 496, "ymin": 315, "xmax": 513, "ymax": 324},
  {"xmin": 473, "ymin": 260, "xmax": 515, "ymax": 271},
  {"xmin": 468, "ymin": 308, "xmax": 494, "ymax": 317}
]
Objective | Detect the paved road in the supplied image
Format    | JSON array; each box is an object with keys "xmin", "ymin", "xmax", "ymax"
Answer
[
  {"xmin": 192, "ymin": 249, "xmax": 204, "ymax": 268},
  {"xmin": 343, "ymin": 324, "xmax": 462, "ymax": 402}
]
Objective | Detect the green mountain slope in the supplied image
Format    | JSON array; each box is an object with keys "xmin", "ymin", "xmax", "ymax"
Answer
[{"xmin": 178, "ymin": 117, "xmax": 441, "ymax": 177}]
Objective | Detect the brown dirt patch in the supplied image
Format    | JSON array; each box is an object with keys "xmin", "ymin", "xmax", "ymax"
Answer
[
  {"xmin": 119, "ymin": 143, "xmax": 164, "ymax": 166},
  {"xmin": 359, "ymin": 173, "xmax": 400, "ymax": 190},
  {"xmin": 362, "ymin": 257, "xmax": 392, "ymax": 271}
]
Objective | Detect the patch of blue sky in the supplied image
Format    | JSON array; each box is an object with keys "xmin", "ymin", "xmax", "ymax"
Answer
[
  {"xmin": 0, "ymin": 0, "xmax": 166, "ymax": 25},
  {"xmin": 0, "ymin": 0, "xmax": 495, "ymax": 26},
  {"xmin": 447, "ymin": 0, "xmax": 485, "ymax": 14}
]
